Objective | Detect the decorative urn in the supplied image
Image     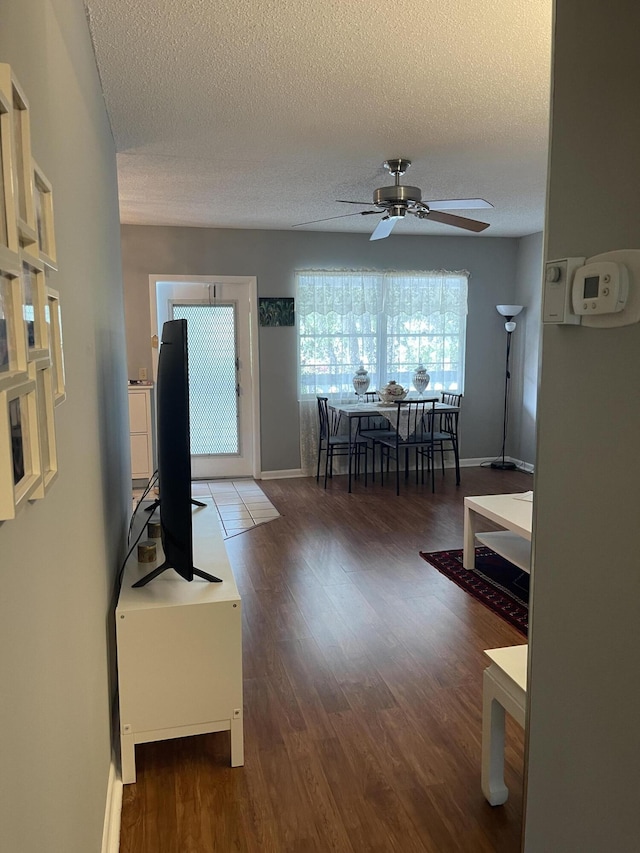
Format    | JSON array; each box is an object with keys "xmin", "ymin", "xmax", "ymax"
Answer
[
  {"xmin": 352, "ymin": 362, "xmax": 371, "ymax": 399},
  {"xmin": 413, "ymin": 364, "xmax": 430, "ymax": 396}
]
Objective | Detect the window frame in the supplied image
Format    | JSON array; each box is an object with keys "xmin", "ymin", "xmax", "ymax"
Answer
[{"xmin": 297, "ymin": 269, "xmax": 468, "ymax": 399}]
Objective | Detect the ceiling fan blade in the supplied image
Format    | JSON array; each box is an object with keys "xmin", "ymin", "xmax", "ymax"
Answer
[
  {"xmin": 292, "ymin": 210, "xmax": 379, "ymax": 227},
  {"xmin": 370, "ymin": 216, "xmax": 400, "ymax": 241},
  {"xmin": 422, "ymin": 198, "xmax": 493, "ymax": 211},
  {"xmin": 422, "ymin": 209, "xmax": 490, "ymax": 233},
  {"xmin": 336, "ymin": 199, "xmax": 378, "ymax": 205}
]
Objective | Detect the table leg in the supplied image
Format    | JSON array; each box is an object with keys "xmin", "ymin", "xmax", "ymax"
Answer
[
  {"xmin": 463, "ymin": 504, "xmax": 477, "ymax": 569},
  {"xmin": 481, "ymin": 668, "xmax": 509, "ymax": 806},
  {"xmin": 348, "ymin": 416, "xmax": 353, "ymax": 493}
]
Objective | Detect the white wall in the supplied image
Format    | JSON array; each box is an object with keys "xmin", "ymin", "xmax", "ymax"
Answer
[
  {"xmin": 525, "ymin": 3, "xmax": 640, "ymax": 850},
  {"xmin": 0, "ymin": 2, "xmax": 130, "ymax": 852},
  {"xmin": 121, "ymin": 225, "xmax": 522, "ymax": 472}
]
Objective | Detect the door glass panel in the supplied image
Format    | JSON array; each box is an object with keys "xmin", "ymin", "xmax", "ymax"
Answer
[{"xmin": 172, "ymin": 303, "xmax": 239, "ymax": 455}]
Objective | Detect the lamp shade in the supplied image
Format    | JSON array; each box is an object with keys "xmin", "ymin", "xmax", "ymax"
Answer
[
  {"xmin": 504, "ymin": 320, "xmax": 517, "ymax": 333},
  {"xmin": 496, "ymin": 304, "xmax": 524, "ymax": 318}
]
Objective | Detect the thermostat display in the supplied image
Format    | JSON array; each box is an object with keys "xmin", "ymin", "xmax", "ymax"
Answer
[
  {"xmin": 583, "ymin": 276, "xmax": 599, "ymax": 299},
  {"xmin": 572, "ymin": 261, "xmax": 628, "ymax": 315}
]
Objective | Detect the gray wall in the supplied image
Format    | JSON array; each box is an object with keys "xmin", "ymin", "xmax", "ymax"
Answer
[
  {"xmin": 0, "ymin": 2, "xmax": 130, "ymax": 852},
  {"xmin": 121, "ymin": 225, "xmax": 524, "ymax": 471},
  {"xmin": 511, "ymin": 232, "xmax": 543, "ymax": 465},
  {"xmin": 525, "ymin": 2, "xmax": 640, "ymax": 850}
]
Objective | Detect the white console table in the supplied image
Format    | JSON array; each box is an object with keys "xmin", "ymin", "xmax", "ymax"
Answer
[
  {"xmin": 463, "ymin": 492, "xmax": 533, "ymax": 572},
  {"xmin": 482, "ymin": 644, "xmax": 527, "ymax": 805},
  {"xmin": 116, "ymin": 499, "xmax": 243, "ymax": 784}
]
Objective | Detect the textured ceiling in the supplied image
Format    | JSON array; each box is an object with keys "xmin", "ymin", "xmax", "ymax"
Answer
[{"xmin": 85, "ymin": 0, "xmax": 552, "ymax": 238}]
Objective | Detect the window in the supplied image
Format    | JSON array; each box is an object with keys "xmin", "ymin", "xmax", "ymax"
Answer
[{"xmin": 297, "ymin": 269, "xmax": 468, "ymax": 397}]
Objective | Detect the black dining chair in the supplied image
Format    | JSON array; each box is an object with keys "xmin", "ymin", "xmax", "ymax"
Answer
[
  {"xmin": 355, "ymin": 391, "xmax": 396, "ymax": 481},
  {"xmin": 433, "ymin": 392, "xmax": 462, "ymax": 484},
  {"xmin": 316, "ymin": 396, "xmax": 368, "ymax": 488},
  {"xmin": 377, "ymin": 400, "xmax": 437, "ymax": 495}
]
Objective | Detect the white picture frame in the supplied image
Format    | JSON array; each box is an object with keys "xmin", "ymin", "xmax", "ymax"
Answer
[
  {"xmin": 0, "ymin": 376, "xmax": 41, "ymax": 519},
  {"xmin": 29, "ymin": 357, "xmax": 57, "ymax": 497},
  {"xmin": 46, "ymin": 286, "xmax": 65, "ymax": 404},
  {"xmin": 0, "ymin": 76, "xmax": 20, "ymax": 269},
  {"xmin": 0, "ymin": 265, "xmax": 28, "ymax": 392},
  {"xmin": 0, "ymin": 65, "xmax": 37, "ymax": 254},
  {"xmin": 20, "ymin": 252, "xmax": 48, "ymax": 363},
  {"xmin": 33, "ymin": 160, "xmax": 57, "ymax": 271}
]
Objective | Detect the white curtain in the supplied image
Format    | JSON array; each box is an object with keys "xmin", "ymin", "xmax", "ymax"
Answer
[
  {"xmin": 297, "ymin": 269, "xmax": 469, "ymax": 475},
  {"xmin": 299, "ymin": 395, "xmax": 355, "ymax": 476}
]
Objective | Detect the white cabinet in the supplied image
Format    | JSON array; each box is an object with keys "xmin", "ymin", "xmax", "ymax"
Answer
[
  {"xmin": 128, "ymin": 385, "xmax": 154, "ymax": 481},
  {"xmin": 116, "ymin": 500, "xmax": 244, "ymax": 784}
]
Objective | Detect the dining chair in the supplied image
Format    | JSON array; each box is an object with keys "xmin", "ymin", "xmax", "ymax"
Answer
[
  {"xmin": 316, "ymin": 396, "xmax": 368, "ymax": 488},
  {"xmin": 377, "ymin": 400, "xmax": 437, "ymax": 495},
  {"xmin": 354, "ymin": 391, "xmax": 396, "ymax": 481},
  {"xmin": 434, "ymin": 392, "xmax": 462, "ymax": 484}
]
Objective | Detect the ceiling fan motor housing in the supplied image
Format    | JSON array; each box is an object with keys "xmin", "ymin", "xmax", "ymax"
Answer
[{"xmin": 373, "ymin": 185, "xmax": 422, "ymax": 207}]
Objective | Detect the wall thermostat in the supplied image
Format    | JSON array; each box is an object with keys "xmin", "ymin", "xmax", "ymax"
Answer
[
  {"xmin": 576, "ymin": 249, "xmax": 640, "ymax": 328},
  {"xmin": 572, "ymin": 261, "xmax": 628, "ymax": 316}
]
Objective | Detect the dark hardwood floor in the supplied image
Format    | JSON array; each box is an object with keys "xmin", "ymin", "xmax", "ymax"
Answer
[{"xmin": 120, "ymin": 466, "xmax": 532, "ymax": 852}]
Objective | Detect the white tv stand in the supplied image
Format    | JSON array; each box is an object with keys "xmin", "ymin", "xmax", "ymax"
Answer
[{"xmin": 115, "ymin": 499, "xmax": 243, "ymax": 784}]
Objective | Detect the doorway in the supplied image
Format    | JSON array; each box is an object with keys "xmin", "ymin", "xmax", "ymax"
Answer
[{"xmin": 150, "ymin": 275, "xmax": 260, "ymax": 478}]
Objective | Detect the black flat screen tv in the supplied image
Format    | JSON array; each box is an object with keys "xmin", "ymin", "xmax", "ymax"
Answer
[{"xmin": 133, "ymin": 318, "xmax": 221, "ymax": 587}]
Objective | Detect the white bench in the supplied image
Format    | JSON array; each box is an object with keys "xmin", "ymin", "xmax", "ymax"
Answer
[{"xmin": 482, "ymin": 644, "xmax": 527, "ymax": 805}]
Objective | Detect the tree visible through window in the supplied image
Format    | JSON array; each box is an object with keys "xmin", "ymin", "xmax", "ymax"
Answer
[{"xmin": 297, "ymin": 269, "xmax": 469, "ymax": 397}]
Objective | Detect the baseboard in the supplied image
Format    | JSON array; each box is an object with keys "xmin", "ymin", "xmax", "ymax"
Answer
[
  {"xmin": 260, "ymin": 460, "xmax": 534, "ymax": 479},
  {"xmin": 260, "ymin": 468, "xmax": 306, "ymax": 479},
  {"xmin": 101, "ymin": 757, "xmax": 122, "ymax": 853}
]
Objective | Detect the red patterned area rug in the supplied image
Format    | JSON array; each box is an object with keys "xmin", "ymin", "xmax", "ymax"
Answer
[{"xmin": 419, "ymin": 546, "xmax": 529, "ymax": 636}]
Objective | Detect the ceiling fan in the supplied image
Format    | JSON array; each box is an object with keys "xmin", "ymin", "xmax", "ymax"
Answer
[{"xmin": 293, "ymin": 158, "xmax": 493, "ymax": 240}]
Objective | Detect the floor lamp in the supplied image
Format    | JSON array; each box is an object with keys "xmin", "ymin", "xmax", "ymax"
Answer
[{"xmin": 491, "ymin": 304, "xmax": 524, "ymax": 470}]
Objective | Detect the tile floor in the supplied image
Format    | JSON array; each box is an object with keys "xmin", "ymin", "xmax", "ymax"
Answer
[
  {"xmin": 133, "ymin": 479, "xmax": 280, "ymax": 539},
  {"xmin": 191, "ymin": 479, "xmax": 280, "ymax": 538}
]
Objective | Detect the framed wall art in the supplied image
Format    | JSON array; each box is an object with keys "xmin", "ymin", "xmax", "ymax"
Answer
[
  {"xmin": 258, "ymin": 297, "xmax": 295, "ymax": 327},
  {"xmin": 33, "ymin": 160, "xmax": 57, "ymax": 270},
  {"xmin": 0, "ymin": 63, "xmax": 61, "ymax": 518},
  {"xmin": 0, "ymin": 65, "xmax": 37, "ymax": 255},
  {"xmin": 21, "ymin": 253, "xmax": 48, "ymax": 362},
  {"xmin": 46, "ymin": 287, "xmax": 65, "ymax": 404},
  {"xmin": 29, "ymin": 358, "xmax": 57, "ymax": 497},
  {"xmin": 0, "ymin": 267, "xmax": 28, "ymax": 391},
  {"xmin": 0, "ymin": 78, "xmax": 19, "ymax": 268},
  {"xmin": 0, "ymin": 377, "xmax": 41, "ymax": 520}
]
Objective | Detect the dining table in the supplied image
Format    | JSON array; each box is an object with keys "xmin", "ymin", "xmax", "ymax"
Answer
[{"xmin": 332, "ymin": 395, "xmax": 460, "ymax": 492}]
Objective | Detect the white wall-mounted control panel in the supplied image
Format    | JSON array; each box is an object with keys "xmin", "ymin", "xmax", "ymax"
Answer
[
  {"xmin": 572, "ymin": 261, "xmax": 628, "ymax": 316},
  {"xmin": 543, "ymin": 257, "xmax": 585, "ymax": 324},
  {"xmin": 544, "ymin": 250, "xmax": 640, "ymax": 328}
]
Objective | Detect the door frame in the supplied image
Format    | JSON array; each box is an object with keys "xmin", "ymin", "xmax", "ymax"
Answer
[{"xmin": 149, "ymin": 274, "xmax": 261, "ymax": 479}]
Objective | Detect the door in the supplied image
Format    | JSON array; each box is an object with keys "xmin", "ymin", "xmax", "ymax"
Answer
[{"xmin": 150, "ymin": 276, "xmax": 260, "ymax": 479}]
